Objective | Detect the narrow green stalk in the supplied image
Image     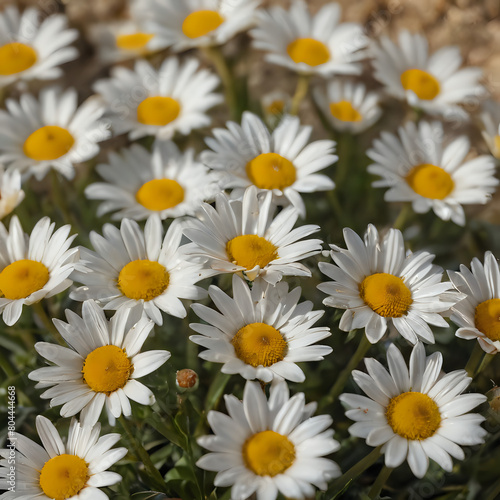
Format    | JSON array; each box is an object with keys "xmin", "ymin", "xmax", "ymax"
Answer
[
  {"xmin": 332, "ymin": 446, "xmax": 382, "ymax": 493},
  {"xmin": 290, "ymin": 74, "xmax": 311, "ymax": 115},
  {"xmin": 32, "ymin": 301, "xmax": 65, "ymax": 346},
  {"xmin": 203, "ymin": 45, "xmax": 239, "ymax": 120},
  {"xmin": 474, "ymin": 351, "xmax": 494, "ymax": 378},
  {"xmin": 367, "ymin": 465, "xmax": 393, "ymax": 499},
  {"xmin": 393, "ymin": 204, "xmax": 412, "ymax": 232},
  {"xmin": 119, "ymin": 415, "xmax": 168, "ymax": 493},
  {"xmin": 0, "ymin": 348, "xmax": 15, "ymax": 378},
  {"xmin": 335, "ymin": 132, "xmax": 354, "ymax": 189},
  {"xmin": 465, "ymin": 342, "xmax": 485, "ymax": 378},
  {"xmin": 321, "ymin": 334, "xmax": 372, "ymax": 409}
]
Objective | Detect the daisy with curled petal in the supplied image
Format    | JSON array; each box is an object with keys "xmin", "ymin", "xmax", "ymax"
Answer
[
  {"xmin": 448, "ymin": 251, "xmax": 500, "ymax": 354},
  {"xmin": 0, "ymin": 165, "xmax": 24, "ymax": 219},
  {"xmin": 93, "ymin": 57, "xmax": 222, "ymax": 141},
  {"xmin": 371, "ymin": 30, "xmax": 485, "ymax": 119},
  {"xmin": 190, "ymin": 274, "xmax": 332, "ymax": 383},
  {"xmin": 143, "ymin": 0, "xmax": 261, "ymax": 52},
  {"xmin": 367, "ymin": 121, "xmax": 498, "ymax": 226},
  {"xmin": 201, "ymin": 112, "xmax": 336, "ymax": 217},
  {"xmin": 183, "ymin": 186, "xmax": 323, "ymax": 284},
  {"xmin": 480, "ymin": 100, "xmax": 500, "ymax": 160},
  {"xmin": 251, "ymin": 0, "xmax": 367, "ymax": 77},
  {"xmin": 313, "ymin": 80, "xmax": 382, "ymax": 134},
  {"xmin": 85, "ymin": 140, "xmax": 220, "ymax": 221},
  {"xmin": 0, "ymin": 415, "xmax": 127, "ymax": 499},
  {"xmin": 318, "ymin": 224, "xmax": 459, "ymax": 345},
  {"xmin": 29, "ymin": 300, "xmax": 170, "ymax": 426},
  {"xmin": 70, "ymin": 215, "xmax": 207, "ymax": 325},
  {"xmin": 0, "ymin": 5, "xmax": 78, "ymax": 87},
  {"xmin": 197, "ymin": 380, "xmax": 340, "ymax": 500},
  {"xmin": 0, "ymin": 215, "xmax": 78, "ymax": 326},
  {"xmin": 0, "ymin": 86, "xmax": 110, "ymax": 181},
  {"xmin": 340, "ymin": 342, "xmax": 487, "ymax": 478}
]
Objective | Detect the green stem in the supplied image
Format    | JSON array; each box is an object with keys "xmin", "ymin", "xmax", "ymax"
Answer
[
  {"xmin": 290, "ymin": 74, "xmax": 310, "ymax": 115},
  {"xmin": 367, "ymin": 465, "xmax": 393, "ymax": 499},
  {"xmin": 321, "ymin": 334, "xmax": 372, "ymax": 409},
  {"xmin": 32, "ymin": 301, "xmax": 65, "ymax": 346},
  {"xmin": 475, "ymin": 351, "xmax": 494, "ymax": 378},
  {"xmin": 335, "ymin": 132, "xmax": 354, "ymax": 189},
  {"xmin": 393, "ymin": 204, "xmax": 412, "ymax": 232},
  {"xmin": 465, "ymin": 342, "xmax": 485, "ymax": 378},
  {"xmin": 332, "ymin": 446, "xmax": 382, "ymax": 494},
  {"xmin": 0, "ymin": 348, "xmax": 15, "ymax": 378},
  {"xmin": 119, "ymin": 415, "xmax": 168, "ymax": 493},
  {"xmin": 203, "ymin": 45, "xmax": 239, "ymax": 120}
]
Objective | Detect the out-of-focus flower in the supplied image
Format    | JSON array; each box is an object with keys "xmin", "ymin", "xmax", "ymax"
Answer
[
  {"xmin": 0, "ymin": 165, "xmax": 24, "ymax": 219},
  {"xmin": 85, "ymin": 140, "xmax": 220, "ymax": 221},
  {"xmin": 371, "ymin": 30, "xmax": 485, "ymax": 120},
  {"xmin": 314, "ymin": 80, "xmax": 382, "ymax": 133},
  {"xmin": 251, "ymin": 0, "xmax": 367, "ymax": 77},
  {"xmin": 0, "ymin": 87, "xmax": 110, "ymax": 180},
  {"xmin": 0, "ymin": 5, "xmax": 78, "ymax": 87},
  {"xmin": 93, "ymin": 57, "xmax": 222, "ymax": 141}
]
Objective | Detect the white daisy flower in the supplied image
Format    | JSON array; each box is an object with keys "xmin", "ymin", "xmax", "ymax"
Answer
[
  {"xmin": 0, "ymin": 215, "xmax": 78, "ymax": 326},
  {"xmin": 0, "ymin": 165, "xmax": 24, "ymax": 219},
  {"xmin": 340, "ymin": 342, "xmax": 487, "ymax": 478},
  {"xmin": 261, "ymin": 90, "xmax": 290, "ymax": 118},
  {"xmin": 88, "ymin": 0, "xmax": 156, "ymax": 63},
  {"xmin": 371, "ymin": 30, "xmax": 485, "ymax": 119},
  {"xmin": 480, "ymin": 99, "xmax": 500, "ymax": 159},
  {"xmin": 183, "ymin": 186, "xmax": 323, "ymax": 284},
  {"xmin": 144, "ymin": 0, "xmax": 261, "ymax": 52},
  {"xmin": 93, "ymin": 57, "xmax": 222, "ymax": 141},
  {"xmin": 85, "ymin": 140, "xmax": 220, "ymax": 221},
  {"xmin": 70, "ymin": 215, "xmax": 207, "ymax": 325},
  {"xmin": 448, "ymin": 251, "xmax": 500, "ymax": 354},
  {"xmin": 251, "ymin": 0, "xmax": 367, "ymax": 77},
  {"xmin": 197, "ymin": 380, "xmax": 341, "ymax": 500},
  {"xmin": 29, "ymin": 300, "xmax": 170, "ymax": 426},
  {"xmin": 201, "ymin": 112, "xmax": 336, "ymax": 217},
  {"xmin": 318, "ymin": 224, "xmax": 459, "ymax": 345},
  {"xmin": 313, "ymin": 80, "xmax": 382, "ymax": 134},
  {"xmin": 0, "ymin": 5, "xmax": 78, "ymax": 87},
  {"xmin": 190, "ymin": 274, "xmax": 332, "ymax": 383},
  {"xmin": 367, "ymin": 121, "xmax": 498, "ymax": 226},
  {"xmin": 0, "ymin": 86, "xmax": 111, "ymax": 181},
  {"xmin": 0, "ymin": 415, "xmax": 127, "ymax": 499}
]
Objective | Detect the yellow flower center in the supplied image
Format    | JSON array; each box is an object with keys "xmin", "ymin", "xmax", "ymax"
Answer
[
  {"xmin": 231, "ymin": 322, "xmax": 287, "ymax": 367},
  {"xmin": 245, "ymin": 153, "xmax": 297, "ymax": 190},
  {"xmin": 115, "ymin": 32, "xmax": 154, "ymax": 50},
  {"xmin": 329, "ymin": 100, "xmax": 362, "ymax": 122},
  {"xmin": 0, "ymin": 42, "xmax": 37, "ymax": 76},
  {"xmin": 0, "ymin": 260, "xmax": 49, "ymax": 300},
  {"xmin": 386, "ymin": 392, "xmax": 441, "ymax": 440},
  {"xmin": 475, "ymin": 298, "xmax": 500, "ymax": 341},
  {"xmin": 23, "ymin": 126, "xmax": 75, "ymax": 161},
  {"xmin": 286, "ymin": 38, "xmax": 330, "ymax": 67},
  {"xmin": 243, "ymin": 430, "xmax": 295, "ymax": 476},
  {"xmin": 493, "ymin": 135, "xmax": 500, "ymax": 159},
  {"xmin": 400, "ymin": 69, "xmax": 440, "ymax": 101},
  {"xmin": 39, "ymin": 454, "xmax": 89, "ymax": 500},
  {"xmin": 117, "ymin": 259, "xmax": 170, "ymax": 301},
  {"xmin": 406, "ymin": 164, "xmax": 455, "ymax": 200},
  {"xmin": 265, "ymin": 99, "xmax": 285, "ymax": 115},
  {"xmin": 136, "ymin": 179, "xmax": 185, "ymax": 211},
  {"xmin": 82, "ymin": 345, "xmax": 132, "ymax": 393},
  {"xmin": 226, "ymin": 235, "xmax": 278, "ymax": 272},
  {"xmin": 182, "ymin": 10, "xmax": 225, "ymax": 39},
  {"xmin": 359, "ymin": 273, "xmax": 413, "ymax": 318},
  {"xmin": 136, "ymin": 96, "xmax": 181, "ymax": 126}
]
